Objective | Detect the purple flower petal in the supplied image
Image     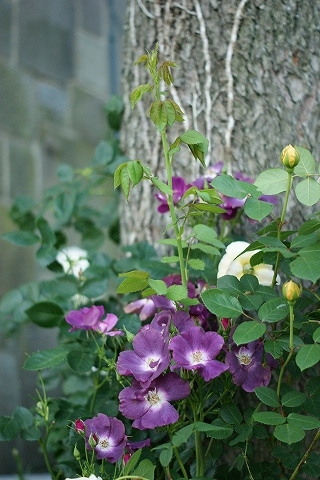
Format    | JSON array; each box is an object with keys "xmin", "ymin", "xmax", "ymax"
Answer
[
  {"xmin": 84, "ymin": 413, "xmax": 126, "ymax": 463},
  {"xmin": 119, "ymin": 373, "xmax": 190, "ymax": 430}
]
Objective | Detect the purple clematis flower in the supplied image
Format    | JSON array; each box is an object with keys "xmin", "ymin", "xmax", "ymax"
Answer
[
  {"xmin": 66, "ymin": 306, "xmax": 123, "ymax": 336},
  {"xmin": 119, "ymin": 372, "xmax": 190, "ymax": 430},
  {"xmin": 116, "ymin": 328, "xmax": 170, "ymax": 387},
  {"xmin": 225, "ymin": 338, "xmax": 272, "ymax": 392},
  {"xmin": 84, "ymin": 413, "xmax": 127, "ymax": 463},
  {"xmin": 155, "ymin": 176, "xmax": 189, "ymax": 213},
  {"xmin": 169, "ymin": 326, "xmax": 229, "ymax": 381}
]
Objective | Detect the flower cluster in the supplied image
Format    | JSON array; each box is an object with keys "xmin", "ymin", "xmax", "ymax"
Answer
[{"xmin": 155, "ymin": 162, "xmax": 278, "ymax": 220}]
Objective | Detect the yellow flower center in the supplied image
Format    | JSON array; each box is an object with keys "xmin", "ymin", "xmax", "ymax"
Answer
[
  {"xmin": 146, "ymin": 388, "xmax": 161, "ymax": 406},
  {"xmin": 99, "ymin": 438, "xmax": 110, "ymax": 449},
  {"xmin": 238, "ymin": 353, "xmax": 252, "ymax": 365},
  {"xmin": 192, "ymin": 350, "xmax": 203, "ymax": 363}
]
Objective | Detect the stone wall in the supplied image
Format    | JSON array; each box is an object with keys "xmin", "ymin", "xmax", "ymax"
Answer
[{"xmin": 0, "ymin": 0, "xmax": 126, "ymax": 473}]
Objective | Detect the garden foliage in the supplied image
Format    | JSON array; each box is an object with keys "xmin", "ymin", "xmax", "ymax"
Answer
[{"xmin": 1, "ymin": 46, "xmax": 320, "ymax": 480}]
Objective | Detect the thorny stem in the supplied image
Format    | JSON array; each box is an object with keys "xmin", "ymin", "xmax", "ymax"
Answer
[
  {"xmin": 288, "ymin": 428, "xmax": 320, "ymax": 479},
  {"xmin": 161, "ymin": 130, "xmax": 188, "ymax": 289}
]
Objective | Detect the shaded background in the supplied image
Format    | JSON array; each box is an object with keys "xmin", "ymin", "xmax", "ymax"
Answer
[{"xmin": 0, "ymin": 0, "xmax": 126, "ymax": 473}]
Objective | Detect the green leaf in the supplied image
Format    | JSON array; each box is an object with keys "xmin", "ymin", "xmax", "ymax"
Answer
[
  {"xmin": 127, "ymin": 161, "xmax": 144, "ymax": 187},
  {"xmin": 37, "ymin": 217, "xmax": 56, "ymax": 245},
  {"xmin": 244, "ymin": 197, "xmax": 274, "ymax": 221},
  {"xmin": 190, "ymin": 243, "xmax": 220, "ymax": 255},
  {"xmin": 220, "ymin": 403, "xmax": 242, "ymax": 424},
  {"xmin": 148, "ymin": 279, "xmax": 168, "ymax": 295},
  {"xmin": 67, "ymin": 351, "xmax": 94, "ymax": 374},
  {"xmin": 0, "ymin": 416, "xmax": 20, "ymax": 441},
  {"xmin": 166, "ymin": 285, "xmax": 188, "ymax": 301},
  {"xmin": 211, "ymin": 175, "xmax": 249, "ymax": 199},
  {"xmin": 25, "ymin": 301, "xmax": 65, "ymax": 328},
  {"xmin": 290, "ymin": 243, "xmax": 320, "ymax": 282},
  {"xmin": 291, "ymin": 233, "xmax": 318, "ymax": 248},
  {"xmin": 255, "ymin": 387, "xmax": 280, "ymax": 407},
  {"xmin": 172, "ymin": 424, "xmax": 194, "ymax": 447},
  {"xmin": 161, "ymin": 255, "xmax": 179, "ymax": 263},
  {"xmin": 151, "ymin": 177, "xmax": 172, "ymax": 196},
  {"xmin": 130, "ymin": 83, "xmax": 152, "ymax": 109},
  {"xmin": 254, "ymin": 168, "xmax": 288, "ymax": 194},
  {"xmin": 117, "ymin": 277, "xmax": 149, "ymax": 294},
  {"xmin": 264, "ymin": 339, "xmax": 283, "ymax": 359},
  {"xmin": 253, "ymin": 412, "xmax": 286, "ymax": 426},
  {"xmin": 274, "ymin": 424, "xmax": 305, "ymax": 445},
  {"xmin": 217, "ymin": 275, "xmax": 245, "ymax": 297},
  {"xmin": 188, "ymin": 258, "xmax": 205, "ymax": 270},
  {"xmin": 149, "ymin": 100, "xmax": 167, "ymax": 132},
  {"xmin": 180, "ymin": 130, "xmax": 208, "ymax": 146},
  {"xmin": 124, "ymin": 449, "xmax": 142, "ymax": 476},
  {"xmin": 159, "ymin": 444, "xmax": 173, "ymax": 467},
  {"xmin": 258, "ymin": 298, "xmax": 290, "ymax": 323},
  {"xmin": 295, "ymin": 178, "xmax": 320, "ymax": 206},
  {"xmin": 24, "ymin": 346, "xmax": 69, "ymax": 370},
  {"xmin": 1, "ymin": 231, "xmax": 39, "ymax": 246},
  {"xmin": 132, "ymin": 459, "xmax": 155, "ymax": 480},
  {"xmin": 287, "ymin": 413, "xmax": 320, "ymax": 430},
  {"xmin": 13, "ymin": 407, "xmax": 34, "ymax": 429},
  {"xmin": 294, "ymin": 146, "xmax": 316, "ymax": 176},
  {"xmin": 193, "ymin": 224, "xmax": 219, "ymax": 245},
  {"xmin": 281, "ymin": 391, "xmax": 306, "ymax": 407},
  {"xmin": 240, "ymin": 274, "xmax": 259, "ymax": 292},
  {"xmin": 232, "ymin": 321, "xmax": 266, "ymax": 345},
  {"xmin": 201, "ymin": 288, "xmax": 243, "ymax": 318},
  {"xmin": 93, "ymin": 140, "xmax": 114, "ymax": 166},
  {"xmin": 298, "ymin": 219, "xmax": 320, "ymax": 235},
  {"xmin": 204, "ymin": 424, "xmax": 234, "ymax": 440},
  {"xmin": 313, "ymin": 327, "xmax": 320, "ymax": 343},
  {"xmin": 164, "ymin": 100, "xmax": 176, "ymax": 127},
  {"xmin": 20, "ymin": 426, "xmax": 41, "ymax": 441},
  {"xmin": 80, "ymin": 278, "xmax": 108, "ymax": 298},
  {"xmin": 296, "ymin": 344, "xmax": 320, "ymax": 371}
]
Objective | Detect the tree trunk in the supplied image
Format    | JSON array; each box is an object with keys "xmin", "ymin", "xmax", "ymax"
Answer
[{"xmin": 120, "ymin": 0, "xmax": 320, "ymax": 246}]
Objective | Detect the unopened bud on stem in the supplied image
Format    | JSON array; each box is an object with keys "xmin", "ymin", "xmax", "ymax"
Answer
[
  {"xmin": 281, "ymin": 145, "xmax": 300, "ymax": 172},
  {"xmin": 282, "ymin": 280, "xmax": 301, "ymax": 304}
]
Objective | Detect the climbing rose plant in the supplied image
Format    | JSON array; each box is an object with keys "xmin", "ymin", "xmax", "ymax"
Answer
[{"xmin": 2, "ymin": 46, "xmax": 320, "ymax": 480}]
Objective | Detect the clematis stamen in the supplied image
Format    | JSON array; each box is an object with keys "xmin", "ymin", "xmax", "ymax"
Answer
[
  {"xmin": 192, "ymin": 351, "xmax": 203, "ymax": 363},
  {"xmin": 146, "ymin": 388, "xmax": 161, "ymax": 406}
]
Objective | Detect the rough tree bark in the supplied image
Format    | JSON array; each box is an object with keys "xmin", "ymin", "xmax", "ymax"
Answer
[{"xmin": 120, "ymin": 0, "xmax": 320, "ymax": 247}]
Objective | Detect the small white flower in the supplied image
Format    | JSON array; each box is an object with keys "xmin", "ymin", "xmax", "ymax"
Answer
[
  {"xmin": 66, "ymin": 476, "xmax": 102, "ymax": 480},
  {"xmin": 56, "ymin": 246, "xmax": 89, "ymax": 277},
  {"xmin": 217, "ymin": 241, "xmax": 278, "ymax": 286}
]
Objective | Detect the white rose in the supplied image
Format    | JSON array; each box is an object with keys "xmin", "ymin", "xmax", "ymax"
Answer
[
  {"xmin": 56, "ymin": 246, "xmax": 89, "ymax": 277},
  {"xmin": 66, "ymin": 475, "xmax": 102, "ymax": 480},
  {"xmin": 217, "ymin": 241, "xmax": 278, "ymax": 286}
]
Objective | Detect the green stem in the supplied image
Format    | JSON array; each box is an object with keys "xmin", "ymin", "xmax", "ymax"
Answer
[
  {"xmin": 39, "ymin": 436, "xmax": 56, "ymax": 480},
  {"xmin": 172, "ymin": 444, "xmax": 189, "ymax": 480},
  {"xmin": 276, "ymin": 302, "xmax": 294, "ymax": 398},
  {"xmin": 272, "ymin": 170, "xmax": 292, "ymax": 287},
  {"xmin": 161, "ymin": 130, "xmax": 187, "ymax": 288},
  {"xmin": 288, "ymin": 428, "xmax": 320, "ymax": 480}
]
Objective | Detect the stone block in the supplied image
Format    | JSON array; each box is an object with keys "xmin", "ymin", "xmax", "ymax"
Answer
[
  {"xmin": 71, "ymin": 87, "xmax": 107, "ymax": 145},
  {"xmin": 19, "ymin": 0, "xmax": 74, "ymax": 82},
  {"xmin": 9, "ymin": 139, "xmax": 36, "ymax": 198},
  {"xmin": 0, "ymin": 0, "xmax": 12, "ymax": 59},
  {"xmin": 76, "ymin": 30, "xmax": 109, "ymax": 96},
  {"xmin": 80, "ymin": 0, "xmax": 104, "ymax": 34},
  {"xmin": 38, "ymin": 82, "xmax": 68, "ymax": 123},
  {"xmin": 0, "ymin": 61, "xmax": 37, "ymax": 138}
]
